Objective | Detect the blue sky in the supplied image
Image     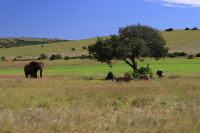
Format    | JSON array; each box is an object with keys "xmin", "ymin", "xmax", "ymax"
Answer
[{"xmin": 0, "ymin": 0, "xmax": 200, "ymax": 40}]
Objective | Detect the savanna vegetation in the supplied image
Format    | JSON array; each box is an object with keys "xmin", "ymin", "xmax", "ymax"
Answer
[{"xmin": 1, "ymin": 26, "xmax": 200, "ymax": 132}]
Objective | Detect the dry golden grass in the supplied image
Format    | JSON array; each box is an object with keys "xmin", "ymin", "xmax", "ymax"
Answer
[{"xmin": 0, "ymin": 75, "xmax": 200, "ymax": 133}]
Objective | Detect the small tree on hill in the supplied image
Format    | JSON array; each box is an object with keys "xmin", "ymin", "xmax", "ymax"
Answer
[{"xmin": 88, "ymin": 24, "xmax": 168, "ymax": 71}]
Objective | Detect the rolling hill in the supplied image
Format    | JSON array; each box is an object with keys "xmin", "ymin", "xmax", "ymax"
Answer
[
  {"xmin": 0, "ymin": 37, "xmax": 69, "ymax": 48},
  {"xmin": 0, "ymin": 30, "xmax": 200, "ymax": 58}
]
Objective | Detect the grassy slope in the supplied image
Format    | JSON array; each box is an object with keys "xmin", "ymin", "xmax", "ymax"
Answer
[
  {"xmin": 0, "ymin": 38, "xmax": 96, "ymax": 58},
  {"xmin": 162, "ymin": 30, "xmax": 200, "ymax": 53},
  {"xmin": 1, "ymin": 30, "xmax": 200, "ymax": 58}
]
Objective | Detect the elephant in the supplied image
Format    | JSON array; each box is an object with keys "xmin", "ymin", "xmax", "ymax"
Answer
[{"xmin": 24, "ymin": 61, "xmax": 44, "ymax": 78}]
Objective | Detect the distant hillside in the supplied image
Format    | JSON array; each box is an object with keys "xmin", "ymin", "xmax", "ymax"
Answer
[
  {"xmin": 1, "ymin": 30, "xmax": 200, "ymax": 58},
  {"xmin": 0, "ymin": 38, "xmax": 69, "ymax": 48},
  {"xmin": 161, "ymin": 30, "xmax": 200, "ymax": 53}
]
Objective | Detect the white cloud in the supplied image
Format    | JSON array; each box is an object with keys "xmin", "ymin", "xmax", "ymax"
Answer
[{"xmin": 146, "ymin": 0, "xmax": 200, "ymax": 7}]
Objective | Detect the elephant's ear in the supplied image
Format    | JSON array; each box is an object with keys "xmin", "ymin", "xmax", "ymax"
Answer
[
  {"xmin": 40, "ymin": 62, "xmax": 44, "ymax": 66},
  {"xmin": 39, "ymin": 62, "xmax": 44, "ymax": 68}
]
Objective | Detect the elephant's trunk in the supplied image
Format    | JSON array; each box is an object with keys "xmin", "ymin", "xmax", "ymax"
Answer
[{"xmin": 40, "ymin": 69, "xmax": 43, "ymax": 78}]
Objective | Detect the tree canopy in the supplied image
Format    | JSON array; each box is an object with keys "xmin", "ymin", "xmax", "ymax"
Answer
[{"xmin": 88, "ymin": 24, "xmax": 168, "ymax": 70}]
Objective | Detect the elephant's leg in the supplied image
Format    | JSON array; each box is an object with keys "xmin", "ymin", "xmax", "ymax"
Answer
[
  {"xmin": 32, "ymin": 72, "xmax": 37, "ymax": 78},
  {"xmin": 40, "ymin": 70, "xmax": 43, "ymax": 78},
  {"xmin": 25, "ymin": 73, "xmax": 28, "ymax": 78}
]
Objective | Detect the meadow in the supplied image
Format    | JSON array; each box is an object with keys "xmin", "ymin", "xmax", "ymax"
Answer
[
  {"xmin": 1, "ymin": 30, "xmax": 200, "ymax": 132},
  {"xmin": 0, "ymin": 58, "xmax": 200, "ymax": 133},
  {"xmin": 0, "ymin": 58, "xmax": 200, "ymax": 76}
]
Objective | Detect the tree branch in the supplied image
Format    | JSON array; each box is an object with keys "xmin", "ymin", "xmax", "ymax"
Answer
[{"xmin": 122, "ymin": 59, "xmax": 133, "ymax": 68}]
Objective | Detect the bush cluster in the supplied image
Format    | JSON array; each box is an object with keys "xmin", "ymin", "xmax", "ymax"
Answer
[
  {"xmin": 63, "ymin": 55, "xmax": 92, "ymax": 60},
  {"xmin": 71, "ymin": 48, "xmax": 76, "ymax": 51},
  {"xmin": 132, "ymin": 64, "xmax": 153, "ymax": 79},
  {"xmin": 49, "ymin": 54, "xmax": 62, "ymax": 60},
  {"xmin": 195, "ymin": 53, "xmax": 200, "ymax": 57},
  {"xmin": 191, "ymin": 27, "xmax": 198, "ymax": 30},
  {"xmin": 168, "ymin": 52, "xmax": 187, "ymax": 58},
  {"xmin": 38, "ymin": 53, "xmax": 48, "ymax": 60},
  {"xmin": 185, "ymin": 27, "xmax": 190, "ymax": 30},
  {"xmin": 165, "ymin": 28, "xmax": 173, "ymax": 32},
  {"xmin": 187, "ymin": 54, "xmax": 194, "ymax": 59},
  {"xmin": 82, "ymin": 46, "xmax": 87, "ymax": 50},
  {"xmin": 0, "ymin": 56, "xmax": 6, "ymax": 61}
]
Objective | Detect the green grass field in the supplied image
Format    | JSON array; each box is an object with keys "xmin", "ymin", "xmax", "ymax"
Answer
[{"xmin": 0, "ymin": 58, "xmax": 200, "ymax": 77}]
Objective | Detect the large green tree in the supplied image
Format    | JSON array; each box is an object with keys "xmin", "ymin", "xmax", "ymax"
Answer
[{"xmin": 88, "ymin": 24, "xmax": 168, "ymax": 71}]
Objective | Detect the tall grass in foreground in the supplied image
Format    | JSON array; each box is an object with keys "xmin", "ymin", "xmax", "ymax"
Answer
[{"xmin": 0, "ymin": 75, "xmax": 200, "ymax": 132}]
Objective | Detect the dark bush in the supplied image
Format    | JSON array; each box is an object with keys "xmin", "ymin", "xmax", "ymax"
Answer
[
  {"xmin": 179, "ymin": 52, "xmax": 187, "ymax": 56},
  {"xmin": 82, "ymin": 46, "xmax": 87, "ymax": 50},
  {"xmin": 174, "ymin": 52, "xmax": 187, "ymax": 56},
  {"xmin": 49, "ymin": 54, "xmax": 62, "ymax": 60},
  {"xmin": 0, "ymin": 56, "xmax": 6, "ymax": 61},
  {"xmin": 187, "ymin": 54, "xmax": 194, "ymax": 59},
  {"xmin": 191, "ymin": 27, "xmax": 198, "ymax": 30},
  {"xmin": 63, "ymin": 55, "xmax": 70, "ymax": 60},
  {"xmin": 167, "ymin": 53, "xmax": 177, "ymax": 58},
  {"xmin": 71, "ymin": 48, "xmax": 76, "ymax": 51},
  {"xmin": 38, "ymin": 53, "xmax": 48, "ymax": 60},
  {"xmin": 105, "ymin": 72, "xmax": 114, "ymax": 80},
  {"xmin": 165, "ymin": 28, "xmax": 173, "ymax": 32},
  {"xmin": 80, "ymin": 55, "xmax": 90, "ymax": 59},
  {"xmin": 168, "ymin": 52, "xmax": 187, "ymax": 58},
  {"xmin": 195, "ymin": 53, "xmax": 200, "ymax": 57},
  {"xmin": 185, "ymin": 27, "xmax": 190, "ymax": 30}
]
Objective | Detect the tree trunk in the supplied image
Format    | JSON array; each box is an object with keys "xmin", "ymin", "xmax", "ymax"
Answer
[{"xmin": 131, "ymin": 58, "xmax": 137, "ymax": 70}]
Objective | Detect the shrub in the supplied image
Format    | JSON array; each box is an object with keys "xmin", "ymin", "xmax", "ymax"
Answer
[
  {"xmin": 71, "ymin": 48, "xmax": 76, "ymax": 51},
  {"xmin": 195, "ymin": 53, "xmax": 200, "ymax": 57},
  {"xmin": 165, "ymin": 28, "xmax": 173, "ymax": 32},
  {"xmin": 124, "ymin": 71, "xmax": 132, "ymax": 78},
  {"xmin": 168, "ymin": 52, "xmax": 187, "ymax": 58},
  {"xmin": 38, "ymin": 53, "xmax": 48, "ymax": 60},
  {"xmin": 191, "ymin": 27, "xmax": 198, "ymax": 30},
  {"xmin": 105, "ymin": 72, "xmax": 114, "ymax": 80},
  {"xmin": 0, "ymin": 56, "xmax": 6, "ymax": 61},
  {"xmin": 132, "ymin": 64, "xmax": 153, "ymax": 79},
  {"xmin": 185, "ymin": 27, "xmax": 190, "ymax": 30},
  {"xmin": 82, "ymin": 46, "xmax": 87, "ymax": 50},
  {"xmin": 132, "ymin": 69, "xmax": 141, "ymax": 79},
  {"xmin": 167, "ymin": 53, "xmax": 177, "ymax": 58},
  {"xmin": 80, "ymin": 55, "xmax": 90, "ymax": 59},
  {"xmin": 49, "ymin": 54, "xmax": 62, "ymax": 60},
  {"xmin": 174, "ymin": 52, "xmax": 187, "ymax": 56},
  {"xmin": 63, "ymin": 55, "xmax": 70, "ymax": 60},
  {"xmin": 179, "ymin": 52, "xmax": 187, "ymax": 56},
  {"xmin": 187, "ymin": 54, "xmax": 194, "ymax": 59}
]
